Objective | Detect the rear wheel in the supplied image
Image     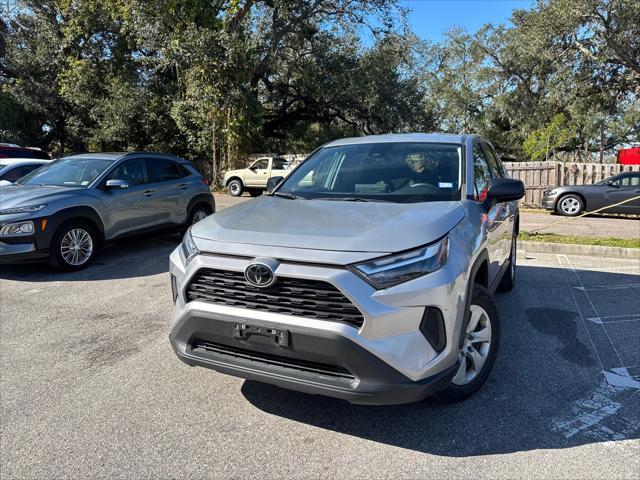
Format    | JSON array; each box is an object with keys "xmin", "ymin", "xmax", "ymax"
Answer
[
  {"xmin": 48, "ymin": 221, "xmax": 98, "ymax": 271},
  {"xmin": 557, "ymin": 194, "xmax": 584, "ymax": 216},
  {"xmin": 189, "ymin": 204, "xmax": 211, "ymax": 225},
  {"xmin": 228, "ymin": 179, "xmax": 244, "ymax": 197},
  {"xmin": 436, "ymin": 284, "xmax": 500, "ymax": 402}
]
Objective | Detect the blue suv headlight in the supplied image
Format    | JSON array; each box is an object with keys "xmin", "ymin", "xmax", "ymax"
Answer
[{"xmin": 0, "ymin": 204, "xmax": 47, "ymax": 215}]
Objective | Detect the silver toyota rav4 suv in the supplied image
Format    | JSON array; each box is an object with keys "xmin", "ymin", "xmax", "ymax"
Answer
[{"xmin": 169, "ymin": 134, "xmax": 524, "ymax": 404}]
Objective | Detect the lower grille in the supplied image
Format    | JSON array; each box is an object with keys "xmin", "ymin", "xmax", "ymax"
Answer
[
  {"xmin": 186, "ymin": 268, "xmax": 364, "ymax": 328},
  {"xmin": 192, "ymin": 340, "xmax": 356, "ymax": 382}
]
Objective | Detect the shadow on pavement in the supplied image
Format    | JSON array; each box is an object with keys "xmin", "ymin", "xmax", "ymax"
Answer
[
  {"xmin": 241, "ymin": 265, "xmax": 640, "ymax": 456},
  {"xmin": 0, "ymin": 233, "xmax": 179, "ymax": 282}
]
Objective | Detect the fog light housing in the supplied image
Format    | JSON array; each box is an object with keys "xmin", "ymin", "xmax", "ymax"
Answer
[
  {"xmin": 420, "ymin": 307, "xmax": 446, "ymax": 353},
  {"xmin": 0, "ymin": 221, "xmax": 35, "ymax": 238}
]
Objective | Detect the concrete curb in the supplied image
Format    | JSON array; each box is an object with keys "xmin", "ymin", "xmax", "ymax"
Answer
[{"xmin": 517, "ymin": 240, "xmax": 640, "ymax": 259}]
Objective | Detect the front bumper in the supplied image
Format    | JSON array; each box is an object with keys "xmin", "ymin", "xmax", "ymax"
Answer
[
  {"xmin": 0, "ymin": 216, "xmax": 51, "ymax": 264},
  {"xmin": 541, "ymin": 191, "xmax": 558, "ymax": 210},
  {"xmin": 169, "ymin": 240, "xmax": 470, "ymax": 405},
  {"xmin": 171, "ymin": 309, "xmax": 456, "ymax": 404}
]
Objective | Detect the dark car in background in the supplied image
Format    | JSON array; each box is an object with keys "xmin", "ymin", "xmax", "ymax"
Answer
[
  {"xmin": 542, "ymin": 171, "xmax": 640, "ymax": 216},
  {"xmin": 0, "ymin": 152, "xmax": 214, "ymax": 270},
  {"xmin": 0, "ymin": 144, "xmax": 51, "ymax": 160}
]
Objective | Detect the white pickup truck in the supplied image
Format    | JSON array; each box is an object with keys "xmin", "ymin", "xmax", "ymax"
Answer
[{"xmin": 223, "ymin": 156, "xmax": 292, "ymax": 196}]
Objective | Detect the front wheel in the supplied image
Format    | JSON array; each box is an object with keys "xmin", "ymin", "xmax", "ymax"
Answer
[
  {"xmin": 436, "ymin": 284, "xmax": 500, "ymax": 402},
  {"xmin": 48, "ymin": 221, "xmax": 98, "ymax": 271},
  {"xmin": 228, "ymin": 179, "xmax": 244, "ymax": 197},
  {"xmin": 557, "ymin": 194, "xmax": 584, "ymax": 216}
]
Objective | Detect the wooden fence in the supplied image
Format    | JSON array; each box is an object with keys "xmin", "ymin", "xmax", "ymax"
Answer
[{"xmin": 504, "ymin": 161, "xmax": 640, "ymax": 206}]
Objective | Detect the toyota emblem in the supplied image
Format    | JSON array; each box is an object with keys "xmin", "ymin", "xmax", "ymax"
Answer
[{"xmin": 244, "ymin": 263, "xmax": 276, "ymax": 288}]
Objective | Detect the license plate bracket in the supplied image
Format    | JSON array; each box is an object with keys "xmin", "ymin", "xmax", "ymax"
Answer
[{"xmin": 232, "ymin": 322, "xmax": 290, "ymax": 347}]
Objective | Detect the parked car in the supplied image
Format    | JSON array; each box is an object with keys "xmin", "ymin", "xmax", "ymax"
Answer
[
  {"xmin": 542, "ymin": 171, "xmax": 640, "ymax": 216},
  {"xmin": 0, "ymin": 158, "xmax": 51, "ymax": 186},
  {"xmin": 0, "ymin": 145, "xmax": 50, "ymax": 160},
  {"xmin": 223, "ymin": 156, "xmax": 292, "ymax": 197},
  {"xmin": 169, "ymin": 133, "xmax": 524, "ymax": 405},
  {"xmin": 0, "ymin": 152, "xmax": 214, "ymax": 270}
]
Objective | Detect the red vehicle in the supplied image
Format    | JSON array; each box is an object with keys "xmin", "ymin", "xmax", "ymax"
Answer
[
  {"xmin": 618, "ymin": 147, "xmax": 640, "ymax": 165},
  {"xmin": 0, "ymin": 144, "xmax": 50, "ymax": 160}
]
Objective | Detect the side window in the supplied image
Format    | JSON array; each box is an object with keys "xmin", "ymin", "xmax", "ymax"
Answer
[
  {"xmin": 482, "ymin": 144, "xmax": 507, "ymax": 178},
  {"xmin": 272, "ymin": 158, "xmax": 288, "ymax": 169},
  {"xmin": 251, "ymin": 159, "xmax": 268, "ymax": 170},
  {"xmin": 473, "ymin": 143, "xmax": 492, "ymax": 201},
  {"xmin": 146, "ymin": 159, "xmax": 188, "ymax": 182},
  {"xmin": 619, "ymin": 175, "xmax": 639, "ymax": 186},
  {"xmin": 108, "ymin": 159, "xmax": 148, "ymax": 186},
  {"xmin": 481, "ymin": 144, "xmax": 502, "ymax": 178}
]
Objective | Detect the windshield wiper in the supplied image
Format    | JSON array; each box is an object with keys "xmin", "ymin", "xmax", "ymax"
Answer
[
  {"xmin": 317, "ymin": 197, "xmax": 387, "ymax": 202},
  {"xmin": 271, "ymin": 192, "xmax": 302, "ymax": 200}
]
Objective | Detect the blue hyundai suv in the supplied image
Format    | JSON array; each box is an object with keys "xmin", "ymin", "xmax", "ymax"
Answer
[{"xmin": 0, "ymin": 152, "xmax": 214, "ymax": 270}]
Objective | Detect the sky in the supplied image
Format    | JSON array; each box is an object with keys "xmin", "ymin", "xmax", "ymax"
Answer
[{"xmin": 401, "ymin": 0, "xmax": 536, "ymax": 42}]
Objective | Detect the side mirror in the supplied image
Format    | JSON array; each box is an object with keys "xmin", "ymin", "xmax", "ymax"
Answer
[
  {"xmin": 105, "ymin": 179, "xmax": 129, "ymax": 190},
  {"xmin": 606, "ymin": 180, "xmax": 619, "ymax": 188},
  {"xmin": 483, "ymin": 178, "xmax": 525, "ymax": 211},
  {"xmin": 266, "ymin": 176, "xmax": 284, "ymax": 193}
]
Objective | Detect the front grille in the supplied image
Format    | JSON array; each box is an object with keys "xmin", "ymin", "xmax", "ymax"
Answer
[
  {"xmin": 186, "ymin": 268, "xmax": 364, "ymax": 328},
  {"xmin": 192, "ymin": 340, "xmax": 356, "ymax": 382}
]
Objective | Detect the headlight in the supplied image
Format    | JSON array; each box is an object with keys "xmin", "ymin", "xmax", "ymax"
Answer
[
  {"xmin": 0, "ymin": 204, "xmax": 47, "ymax": 215},
  {"xmin": 350, "ymin": 237, "xmax": 448, "ymax": 289},
  {"xmin": 0, "ymin": 221, "xmax": 35, "ymax": 237},
  {"xmin": 181, "ymin": 227, "xmax": 199, "ymax": 265}
]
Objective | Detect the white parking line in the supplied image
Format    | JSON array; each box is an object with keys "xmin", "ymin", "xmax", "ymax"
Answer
[{"xmin": 575, "ymin": 284, "xmax": 640, "ymax": 291}]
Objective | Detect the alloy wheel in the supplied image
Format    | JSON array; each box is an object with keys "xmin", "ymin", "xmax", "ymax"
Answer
[
  {"xmin": 451, "ymin": 304, "xmax": 492, "ymax": 386},
  {"xmin": 560, "ymin": 197, "xmax": 580, "ymax": 215},
  {"xmin": 60, "ymin": 228, "xmax": 93, "ymax": 266}
]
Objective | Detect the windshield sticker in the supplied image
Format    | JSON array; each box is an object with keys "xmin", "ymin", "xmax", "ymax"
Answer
[{"xmin": 438, "ymin": 182, "xmax": 453, "ymax": 189}]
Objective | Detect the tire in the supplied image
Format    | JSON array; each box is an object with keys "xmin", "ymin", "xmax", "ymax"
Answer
[
  {"xmin": 248, "ymin": 189, "xmax": 262, "ymax": 197},
  {"xmin": 497, "ymin": 235, "xmax": 516, "ymax": 292},
  {"xmin": 436, "ymin": 284, "xmax": 500, "ymax": 402},
  {"xmin": 557, "ymin": 194, "xmax": 584, "ymax": 216},
  {"xmin": 228, "ymin": 179, "xmax": 244, "ymax": 197},
  {"xmin": 189, "ymin": 204, "xmax": 211, "ymax": 225},
  {"xmin": 48, "ymin": 220, "xmax": 98, "ymax": 271}
]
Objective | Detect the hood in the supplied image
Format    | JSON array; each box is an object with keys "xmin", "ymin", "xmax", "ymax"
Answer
[
  {"xmin": 191, "ymin": 196, "xmax": 464, "ymax": 253},
  {"xmin": 0, "ymin": 184, "xmax": 83, "ymax": 210}
]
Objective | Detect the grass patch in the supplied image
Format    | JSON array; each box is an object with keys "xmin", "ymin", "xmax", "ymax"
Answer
[{"xmin": 519, "ymin": 232, "xmax": 640, "ymax": 249}]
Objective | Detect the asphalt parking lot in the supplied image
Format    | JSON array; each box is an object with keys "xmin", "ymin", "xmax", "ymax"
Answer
[{"xmin": 1, "ymin": 234, "xmax": 639, "ymax": 478}]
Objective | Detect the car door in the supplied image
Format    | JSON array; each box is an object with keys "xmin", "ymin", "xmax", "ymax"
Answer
[
  {"xmin": 144, "ymin": 157, "xmax": 192, "ymax": 226},
  {"xmin": 270, "ymin": 157, "xmax": 290, "ymax": 180},
  {"xmin": 472, "ymin": 142, "xmax": 506, "ymax": 285},
  {"xmin": 244, "ymin": 158, "xmax": 269, "ymax": 187},
  {"xmin": 482, "ymin": 143, "xmax": 515, "ymax": 268},
  {"xmin": 605, "ymin": 173, "xmax": 640, "ymax": 214},
  {"xmin": 101, "ymin": 158, "xmax": 156, "ymax": 238}
]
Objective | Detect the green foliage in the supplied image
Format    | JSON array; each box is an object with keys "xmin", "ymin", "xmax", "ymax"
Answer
[
  {"xmin": 523, "ymin": 114, "xmax": 574, "ymax": 161},
  {"xmin": 0, "ymin": 0, "xmax": 637, "ymax": 181}
]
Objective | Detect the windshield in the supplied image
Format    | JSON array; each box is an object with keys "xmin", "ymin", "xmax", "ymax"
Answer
[
  {"xmin": 276, "ymin": 142, "xmax": 462, "ymax": 203},
  {"xmin": 17, "ymin": 157, "xmax": 114, "ymax": 187}
]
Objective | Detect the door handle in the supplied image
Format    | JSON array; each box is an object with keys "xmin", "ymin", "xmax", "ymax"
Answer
[
  {"xmin": 143, "ymin": 190, "xmax": 154, "ymax": 197},
  {"xmin": 178, "ymin": 183, "xmax": 188, "ymax": 190}
]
